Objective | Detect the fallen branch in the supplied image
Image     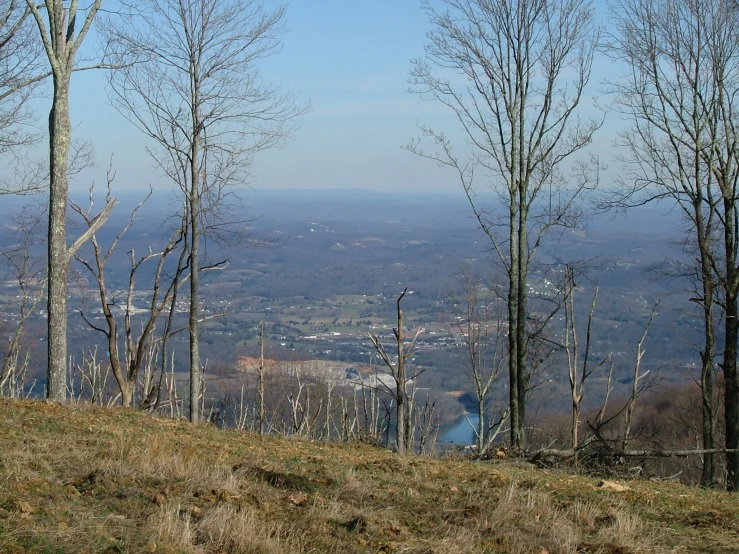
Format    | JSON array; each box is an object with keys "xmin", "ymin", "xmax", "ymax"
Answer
[
  {"xmin": 618, "ymin": 448, "xmax": 739, "ymax": 458},
  {"xmin": 530, "ymin": 446, "xmax": 739, "ymax": 464}
]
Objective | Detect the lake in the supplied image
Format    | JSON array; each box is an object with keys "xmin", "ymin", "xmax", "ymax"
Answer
[{"xmin": 438, "ymin": 413, "xmax": 480, "ymax": 444}]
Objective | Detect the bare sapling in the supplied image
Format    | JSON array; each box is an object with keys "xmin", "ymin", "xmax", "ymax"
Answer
[
  {"xmin": 67, "ymin": 346, "xmax": 116, "ymax": 406},
  {"xmin": 622, "ymin": 301, "xmax": 659, "ymax": 451},
  {"xmin": 563, "ymin": 266, "xmax": 612, "ymax": 456},
  {"xmin": 450, "ymin": 268, "xmax": 509, "ymax": 457},
  {"xmin": 366, "ymin": 288, "xmax": 425, "ymax": 455}
]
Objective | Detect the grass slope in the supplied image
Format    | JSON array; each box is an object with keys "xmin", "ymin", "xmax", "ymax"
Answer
[{"xmin": 0, "ymin": 399, "xmax": 737, "ymax": 553}]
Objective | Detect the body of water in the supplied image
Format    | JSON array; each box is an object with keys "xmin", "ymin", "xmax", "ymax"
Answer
[{"xmin": 438, "ymin": 413, "xmax": 480, "ymax": 444}]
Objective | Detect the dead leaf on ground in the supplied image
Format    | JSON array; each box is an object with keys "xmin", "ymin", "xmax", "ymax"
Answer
[
  {"xmin": 289, "ymin": 492, "xmax": 308, "ymax": 506},
  {"xmin": 598, "ymin": 480, "xmax": 630, "ymax": 492},
  {"xmin": 16, "ymin": 500, "xmax": 35, "ymax": 514}
]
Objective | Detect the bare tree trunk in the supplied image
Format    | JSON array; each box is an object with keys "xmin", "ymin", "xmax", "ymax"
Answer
[
  {"xmin": 396, "ymin": 294, "xmax": 406, "ymax": 455},
  {"xmin": 563, "ymin": 267, "xmax": 606, "ymax": 456},
  {"xmin": 698, "ymin": 214, "xmax": 717, "ymax": 486},
  {"xmin": 25, "ymin": 0, "xmax": 104, "ymax": 401},
  {"xmin": 259, "ymin": 321, "xmax": 265, "ymax": 434},
  {"xmin": 516, "ymin": 211, "xmax": 528, "ymax": 448},
  {"xmin": 723, "ymin": 200, "xmax": 739, "ymax": 490},
  {"xmin": 189, "ymin": 131, "xmax": 201, "ymax": 423},
  {"xmin": 508, "ymin": 206, "xmax": 521, "ymax": 449},
  {"xmin": 622, "ymin": 303, "xmax": 658, "ymax": 452},
  {"xmin": 723, "ymin": 291, "xmax": 738, "ymax": 489},
  {"xmin": 366, "ymin": 288, "xmax": 424, "ymax": 456},
  {"xmin": 45, "ymin": 77, "xmax": 71, "ymax": 401}
]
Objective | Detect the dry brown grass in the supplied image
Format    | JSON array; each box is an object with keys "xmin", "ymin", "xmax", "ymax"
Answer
[{"xmin": 0, "ymin": 398, "xmax": 737, "ymax": 553}]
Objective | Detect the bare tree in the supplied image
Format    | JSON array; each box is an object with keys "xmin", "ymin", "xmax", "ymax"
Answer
[
  {"xmin": 621, "ymin": 302, "xmax": 659, "ymax": 451},
  {"xmin": 0, "ymin": 0, "xmax": 45, "ymax": 162},
  {"xmin": 449, "ymin": 267, "xmax": 508, "ymax": 456},
  {"xmin": 0, "ymin": 202, "xmax": 45, "ymax": 397},
  {"xmin": 562, "ymin": 265, "xmax": 611, "ymax": 454},
  {"xmin": 104, "ymin": 0, "xmax": 306, "ymax": 423},
  {"xmin": 408, "ymin": 0, "xmax": 601, "ymax": 450},
  {"xmin": 24, "ymin": 0, "xmax": 115, "ymax": 401},
  {"xmin": 531, "ymin": 302, "xmax": 659, "ymax": 466},
  {"xmin": 72, "ymin": 184, "xmax": 187, "ymax": 408},
  {"xmin": 606, "ymin": 0, "xmax": 739, "ymax": 489},
  {"xmin": 584, "ymin": 301, "xmax": 659, "ymax": 458},
  {"xmin": 366, "ymin": 288, "xmax": 424, "ymax": 455}
]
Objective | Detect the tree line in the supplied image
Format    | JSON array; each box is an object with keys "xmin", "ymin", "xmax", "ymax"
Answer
[{"xmin": 2, "ymin": 0, "xmax": 739, "ymax": 491}]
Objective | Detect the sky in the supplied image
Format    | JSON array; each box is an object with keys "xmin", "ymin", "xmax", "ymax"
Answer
[{"xmin": 35, "ymin": 0, "xmax": 616, "ymax": 195}]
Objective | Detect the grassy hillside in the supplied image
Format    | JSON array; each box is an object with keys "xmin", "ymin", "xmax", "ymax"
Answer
[{"xmin": 0, "ymin": 399, "xmax": 737, "ymax": 553}]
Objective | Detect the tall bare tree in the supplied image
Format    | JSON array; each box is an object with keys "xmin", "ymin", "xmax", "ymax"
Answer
[
  {"xmin": 24, "ymin": 0, "xmax": 115, "ymax": 401},
  {"xmin": 408, "ymin": 0, "xmax": 601, "ymax": 450},
  {"xmin": 606, "ymin": 0, "xmax": 739, "ymax": 489},
  {"xmin": 104, "ymin": 0, "xmax": 306, "ymax": 423},
  {"xmin": 366, "ymin": 288, "xmax": 424, "ymax": 455}
]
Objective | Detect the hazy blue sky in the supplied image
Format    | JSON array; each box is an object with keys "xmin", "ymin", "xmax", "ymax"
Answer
[{"xmin": 50, "ymin": 0, "xmax": 614, "ymax": 195}]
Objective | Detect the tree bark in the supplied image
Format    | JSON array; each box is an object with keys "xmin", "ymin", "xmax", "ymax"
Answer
[
  {"xmin": 189, "ymin": 128, "xmax": 201, "ymax": 423},
  {"xmin": 697, "ymin": 202, "xmax": 716, "ymax": 487},
  {"xmin": 396, "ymin": 292, "xmax": 406, "ymax": 455},
  {"xmin": 259, "ymin": 321, "xmax": 265, "ymax": 434},
  {"xmin": 723, "ymin": 200, "xmax": 739, "ymax": 490},
  {"xmin": 46, "ymin": 76, "xmax": 71, "ymax": 401},
  {"xmin": 508, "ymin": 199, "xmax": 521, "ymax": 450}
]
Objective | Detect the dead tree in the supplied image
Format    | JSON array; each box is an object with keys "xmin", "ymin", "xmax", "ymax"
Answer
[
  {"xmin": 366, "ymin": 288, "xmax": 424, "ymax": 455},
  {"xmin": 531, "ymin": 301, "xmax": 659, "ymax": 465},
  {"xmin": 562, "ymin": 266, "xmax": 611, "ymax": 454},
  {"xmin": 621, "ymin": 302, "xmax": 659, "ymax": 451},
  {"xmin": 258, "ymin": 322, "xmax": 266, "ymax": 434}
]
